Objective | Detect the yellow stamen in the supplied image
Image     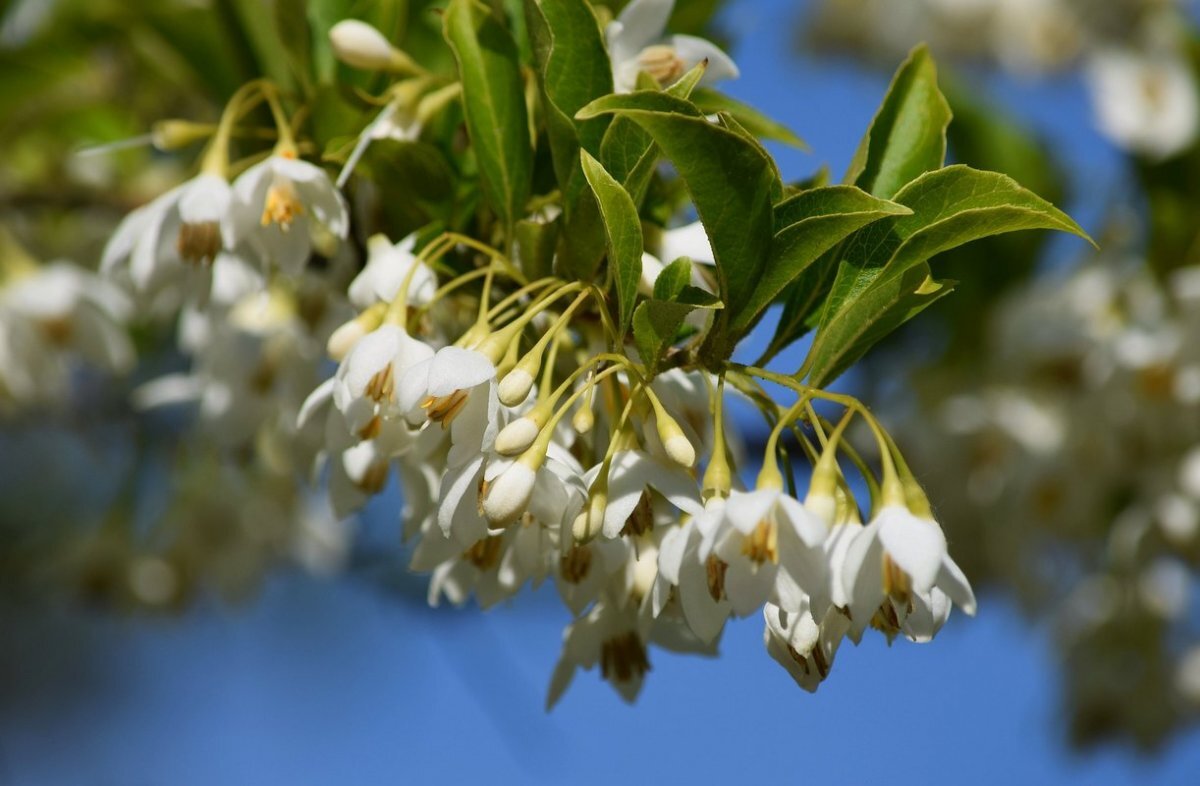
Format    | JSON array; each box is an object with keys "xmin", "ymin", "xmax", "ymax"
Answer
[
  {"xmin": 261, "ymin": 179, "xmax": 304, "ymax": 230},
  {"xmin": 741, "ymin": 520, "xmax": 778, "ymax": 566},
  {"xmin": 637, "ymin": 44, "xmax": 686, "ymax": 85},
  {"xmin": 421, "ymin": 389, "xmax": 470, "ymax": 427}
]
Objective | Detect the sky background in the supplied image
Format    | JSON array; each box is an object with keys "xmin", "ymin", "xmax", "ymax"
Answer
[{"xmin": 3, "ymin": 0, "xmax": 1199, "ymax": 783}]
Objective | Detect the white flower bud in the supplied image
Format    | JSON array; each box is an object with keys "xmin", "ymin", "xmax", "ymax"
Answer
[
  {"xmin": 327, "ymin": 318, "xmax": 368, "ymax": 361},
  {"xmin": 482, "ymin": 463, "xmax": 537, "ymax": 526},
  {"xmin": 330, "ymin": 20, "xmax": 400, "ymax": 71},
  {"xmin": 572, "ymin": 402, "xmax": 594, "ymax": 434},
  {"xmin": 494, "ymin": 416, "xmax": 539, "ymax": 456},
  {"xmin": 498, "ymin": 368, "xmax": 534, "ymax": 407},
  {"xmin": 664, "ymin": 431, "xmax": 696, "ymax": 468}
]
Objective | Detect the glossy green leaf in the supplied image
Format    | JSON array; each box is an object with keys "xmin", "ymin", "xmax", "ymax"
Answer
[
  {"xmin": 514, "ymin": 217, "xmax": 560, "ymax": 281},
  {"xmin": 802, "ymin": 165, "xmax": 1093, "ymax": 386},
  {"xmin": 444, "ymin": 0, "xmax": 532, "ymax": 233},
  {"xmin": 578, "ymin": 91, "xmax": 777, "ymax": 355},
  {"xmin": 581, "ymin": 151, "xmax": 643, "ymax": 335},
  {"xmin": 634, "ymin": 260, "xmax": 722, "ymax": 375},
  {"xmin": 692, "ymin": 88, "xmax": 807, "ymax": 149},
  {"xmin": 524, "ymin": 0, "xmax": 611, "ymax": 202},
  {"xmin": 845, "ymin": 44, "xmax": 950, "ymax": 200},
  {"xmin": 731, "ymin": 185, "xmax": 911, "ymax": 336}
]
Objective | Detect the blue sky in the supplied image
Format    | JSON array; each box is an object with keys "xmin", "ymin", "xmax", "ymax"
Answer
[{"xmin": 3, "ymin": 1, "xmax": 1198, "ymax": 784}]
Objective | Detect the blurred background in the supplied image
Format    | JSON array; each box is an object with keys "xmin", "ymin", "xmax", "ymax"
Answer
[{"xmin": 3, "ymin": 0, "xmax": 1200, "ymax": 782}]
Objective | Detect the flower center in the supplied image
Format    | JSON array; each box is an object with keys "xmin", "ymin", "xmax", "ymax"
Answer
[
  {"xmin": 355, "ymin": 461, "xmax": 389, "ymax": 494},
  {"xmin": 637, "ymin": 44, "xmax": 686, "ymax": 85},
  {"xmin": 881, "ymin": 553, "xmax": 912, "ymax": 603},
  {"xmin": 463, "ymin": 535, "xmax": 503, "ymax": 570},
  {"xmin": 740, "ymin": 519, "xmax": 778, "ymax": 566},
  {"xmin": 600, "ymin": 631, "xmax": 650, "ymax": 684},
  {"xmin": 364, "ymin": 363, "xmax": 395, "ymax": 403},
  {"xmin": 176, "ymin": 221, "xmax": 221, "ymax": 266},
  {"xmin": 560, "ymin": 544, "xmax": 592, "ymax": 584},
  {"xmin": 39, "ymin": 317, "xmax": 73, "ymax": 345},
  {"xmin": 705, "ymin": 553, "xmax": 728, "ymax": 602},
  {"xmin": 261, "ymin": 178, "xmax": 305, "ymax": 230},
  {"xmin": 358, "ymin": 414, "xmax": 383, "ymax": 440},
  {"xmin": 620, "ymin": 490, "xmax": 654, "ymax": 537},
  {"xmin": 421, "ymin": 389, "xmax": 469, "ymax": 427}
]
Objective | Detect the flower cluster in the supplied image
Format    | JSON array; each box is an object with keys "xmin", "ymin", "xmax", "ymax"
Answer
[
  {"xmin": 890, "ymin": 255, "xmax": 1200, "ymax": 746},
  {"xmin": 7, "ymin": 0, "xmax": 1103, "ymax": 708}
]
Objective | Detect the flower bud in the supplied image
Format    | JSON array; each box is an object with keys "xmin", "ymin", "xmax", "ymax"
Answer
[
  {"xmin": 482, "ymin": 462, "xmax": 538, "ymax": 526},
  {"xmin": 327, "ymin": 303, "xmax": 386, "ymax": 361},
  {"xmin": 151, "ymin": 120, "xmax": 213, "ymax": 151},
  {"xmin": 498, "ymin": 367, "xmax": 534, "ymax": 407},
  {"xmin": 494, "ymin": 416, "xmax": 540, "ymax": 456},
  {"xmin": 330, "ymin": 20, "xmax": 402, "ymax": 71},
  {"xmin": 656, "ymin": 413, "xmax": 695, "ymax": 468},
  {"xmin": 572, "ymin": 401, "xmax": 594, "ymax": 434}
]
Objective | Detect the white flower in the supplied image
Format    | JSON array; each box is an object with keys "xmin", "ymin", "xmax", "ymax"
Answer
[
  {"xmin": 547, "ymin": 600, "xmax": 651, "ymax": 708},
  {"xmin": 699, "ymin": 487, "xmax": 829, "ymax": 617},
  {"xmin": 227, "ymin": 155, "xmax": 349, "ymax": 275},
  {"xmin": 102, "ymin": 173, "xmax": 234, "ymax": 296},
  {"xmin": 583, "ymin": 449, "xmax": 704, "ymax": 539},
  {"xmin": 396, "ymin": 345, "xmax": 499, "ymax": 467},
  {"xmin": 762, "ymin": 600, "xmax": 849, "ymax": 692},
  {"xmin": 606, "ymin": 0, "xmax": 739, "ymax": 93},
  {"xmin": 347, "ymin": 233, "xmax": 436, "ymax": 310},
  {"xmin": 1085, "ymin": 48, "xmax": 1199, "ymax": 160},
  {"xmin": 841, "ymin": 504, "xmax": 976, "ymax": 640},
  {"xmin": 0, "ymin": 262, "xmax": 134, "ymax": 406},
  {"xmin": 657, "ymin": 497, "xmax": 732, "ymax": 643}
]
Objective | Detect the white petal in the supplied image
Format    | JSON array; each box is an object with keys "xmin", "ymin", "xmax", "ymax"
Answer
[
  {"xmin": 609, "ymin": 0, "xmax": 673, "ymax": 63},
  {"xmin": 723, "ymin": 488, "xmax": 779, "ymax": 534},
  {"xmin": 427, "ymin": 347, "xmax": 495, "ymax": 397},
  {"xmin": 876, "ymin": 507, "xmax": 947, "ymax": 593},
  {"xmin": 936, "ymin": 555, "xmax": 977, "ymax": 616},
  {"xmin": 670, "ymin": 34, "xmax": 739, "ymax": 84}
]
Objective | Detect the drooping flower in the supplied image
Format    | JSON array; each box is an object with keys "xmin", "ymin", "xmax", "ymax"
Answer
[
  {"xmin": 605, "ymin": 0, "xmax": 739, "ymax": 93},
  {"xmin": 102, "ymin": 173, "xmax": 235, "ymax": 298},
  {"xmin": 226, "ymin": 155, "xmax": 349, "ymax": 275},
  {"xmin": 1085, "ymin": 48, "xmax": 1199, "ymax": 161},
  {"xmin": 840, "ymin": 503, "xmax": 976, "ymax": 640},
  {"xmin": 346, "ymin": 234, "xmax": 436, "ymax": 311},
  {"xmin": 762, "ymin": 600, "xmax": 849, "ymax": 692},
  {"xmin": 699, "ymin": 487, "xmax": 829, "ymax": 617}
]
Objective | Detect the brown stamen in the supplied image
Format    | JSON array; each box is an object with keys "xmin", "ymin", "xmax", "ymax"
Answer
[
  {"xmin": 600, "ymin": 631, "xmax": 650, "ymax": 684},
  {"xmin": 176, "ymin": 221, "xmax": 221, "ymax": 266}
]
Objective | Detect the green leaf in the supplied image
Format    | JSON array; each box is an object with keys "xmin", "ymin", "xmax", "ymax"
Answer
[
  {"xmin": 692, "ymin": 88, "xmax": 808, "ymax": 149},
  {"xmin": 634, "ymin": 260, "xmax": 722, "ymax": 375},
  {"xmin": 578, "ymin": 91, "xmax": 778, "ymax": 358},
  {"xmin": 359, "ymin": 138, "xmax": 457, "ymax": 235},
  {"xmin": 845, "ymin": 44, "xmax": 951, "ymax": 200},
  {"xmin": 802, "ymin": 165, "xmax": 1093, "ymax": 386},
  {"xmin": 653, "ymin": 257, "xmax": 694, "ymax": 300},
  {"xmin": 524, "ymin": 0, "xmax": 611, "ymax": 203},
  {"xmin": 514, "ymin": 217, "xmax": 560, "ymax": 281},
  {"xmin": 731, "ymin": 185, "xmax": 911, "ymax": 336},
  {"xmin": 595, "ymin": 63, "xmax": 707, "ymax": 205},
  {"xmin": 581, "ymin": 150, "xmax": 643, "ymax": 335},
  {"xmin": 444, "ymin": 0, "xmax": 532, "ymax": 233}
]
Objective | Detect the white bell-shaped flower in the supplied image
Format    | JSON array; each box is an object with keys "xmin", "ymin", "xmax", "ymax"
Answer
[
  {"xmin": 347, "ymin": 233, "xmax": 436, "ymax": 310},
  {"xmin": 226, "ymin": 155, "xmax": 349, "ymax": 275},
  {"xmin": 699, "ymin": 487, "xmax": 829, "ymax": 617},
  {"xmin": 606, "ymin": 0, "xmax": 739, "ymax": 93},
  {"xmin": 841, "ymin": 504, "xmax": 976, "ymax": 640}
]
